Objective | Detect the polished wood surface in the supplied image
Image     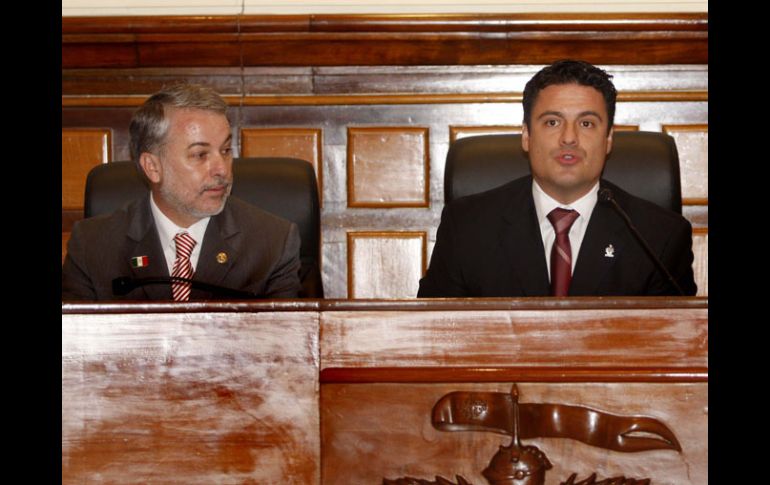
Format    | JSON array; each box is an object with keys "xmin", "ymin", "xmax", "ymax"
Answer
[
  {"xmin": 692, "ymin": 228, "xmax": 708, "ymax": 297},
  {"xmin": 347, "ymin": 231, "xmax": 428, "ymax": 299},
  {"xmin": 240, "ymin": 127, "xmax": 323, "ymax": 204},
  {"xmin": 319, "ymin": 306, "xmax": 707, "ymax": 369},
  {"xmin": 663, "ymin": 124, "xmax": 708, "ymax": 203},
  {"xmin": 62, "ymin": 310, "xmax": 321, "ymax": 484},
  {"xmin": 62, "ymin": 232, "xmax": 71, "ymax": 265},
  {"xmin": 347, "ymin": 127, "xmax": 430, "ymax": 208},
  {"xmin": 62, "ymin": 14, "xmax": 707, "ymax": 68},
  {"xmin": 62, "ymin": 299, "xmax": 706, "ymax": 484},
  {"xmin": 62, "ymin": 128, "xmax": 110, "ymax": 210}
]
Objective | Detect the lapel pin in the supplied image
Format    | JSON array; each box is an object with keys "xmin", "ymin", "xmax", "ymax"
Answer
[
  {"xmin": 604, "ymin": 244, "xmax": 615, "ymax": 258},
  {"xmin": 130, "ymin": 256, "xmax": 150, "ymax": 268},
  {"xmin": 216, "ymin": 252, "xmax": 228, "ymax": 264}
]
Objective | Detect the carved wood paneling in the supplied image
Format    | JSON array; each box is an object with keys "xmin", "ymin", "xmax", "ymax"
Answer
[
  {"xmin": 321, "ymin": 382, "xmax": 707, "ymax": 485},
  {"xmin": 62, "ymin": 128, "xmax": 111, "ymax": 210},
  {"xmin": 61, "ymin": 94, "xmax": 708, "ymax": 297},
  {"xmin": 63, "ymin": 300, "xmax": 707, "ymax": 485},
  {"xmin": 347, "ymin": 231, "xmax": 427, "ymax": 299},
  {"xmin": 692, "ymin": 228, "xmax": 708, "ymax": 297},
  {"xmin": 61, "ymin": 14, "xmax": 708, "ymax": 298},
  {"xmin": 663, "ymin": 124, "xmax": 708, "ymax": 205},
  {"xmin": 62, "ymin": 311, "xmax": 321, "ymax": 484},
  {"xmin": 347, "ymin": 127, "xmax": 430, "ymax": 208},
  {"xmin": 240, "ymin": 127, "xmax": 323, "ymax": 204}
]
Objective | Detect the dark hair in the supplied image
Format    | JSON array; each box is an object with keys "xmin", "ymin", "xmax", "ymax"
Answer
[
  {"xmin": 522, "ymin": 60, "xmax": 617, "ymax": 132},
  {"xmin": 129, "ymin": 83, "xmax": 228, "ymax": 166}
]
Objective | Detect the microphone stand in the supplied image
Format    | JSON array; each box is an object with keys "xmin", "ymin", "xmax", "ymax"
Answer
[
  {"xmin": 112, "ymin": 276, "xmax": 258, "ymax": 299},
  {"xmin": 599, "ymin": 188, "xmax": 686, "ymax": 296}
]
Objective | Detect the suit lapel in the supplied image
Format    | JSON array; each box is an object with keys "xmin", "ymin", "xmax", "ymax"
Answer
[
  {"xmin": 125, "ymin": 196, "xmax": 170, "ymax": 300},
  {"xmin": 193, "ymin": 203, "xmax": 238, "ymax": 296},
  {"xmin": 499, "ymin": 180, "xmax": 550, "ymax": 296},
  {"xmin": 570, "ymin": 184, "xmax": 627, "ymax": 295}
]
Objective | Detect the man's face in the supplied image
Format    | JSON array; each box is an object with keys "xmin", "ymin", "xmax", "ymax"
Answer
[
  {"xmin": 522, "ymin": 83, "xmax": 613, "ymax": 204},
  {"xmin": 142, "ymin": 108, "xmax": 233, "ymax": 227}
]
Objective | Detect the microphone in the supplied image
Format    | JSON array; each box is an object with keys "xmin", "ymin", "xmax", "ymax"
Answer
[
  {"xmin": 598, "ymin": 188, "xmax": 685, "ymax": 296},
  {"xmin": 112, "ymin": 276, "xmax": 258, "ymax": 299}
]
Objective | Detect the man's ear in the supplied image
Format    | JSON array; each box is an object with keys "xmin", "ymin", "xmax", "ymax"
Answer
[
  {"xmin": 521, "ymin": 124, "xmax": 530, "ymax": 153},
  {"xmin": 605, "ymin": 126, "xmax": 614, "ymax": 155},
  {"xmin": 139, "ymin": 152, "xmax": 162, "ymax": 184}
]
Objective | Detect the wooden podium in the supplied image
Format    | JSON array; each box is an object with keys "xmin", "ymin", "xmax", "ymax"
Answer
[{"xmin": 62, "ymin": 298, "xmax": 707, "ymax": 484}]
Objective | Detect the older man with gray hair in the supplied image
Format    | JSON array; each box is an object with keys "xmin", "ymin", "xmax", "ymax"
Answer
[{"xmin": 62, "ymin": 83, "xmax": 301, "ymax": 300}]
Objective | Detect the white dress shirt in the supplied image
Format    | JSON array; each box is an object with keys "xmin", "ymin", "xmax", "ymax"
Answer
[
  {"xmin": 149, "ymin": 193, "xmax": 211, "ymax": 275},
  {"xmin": 532, "ymin": 180, "xmax": 599, "ymax": 279}
]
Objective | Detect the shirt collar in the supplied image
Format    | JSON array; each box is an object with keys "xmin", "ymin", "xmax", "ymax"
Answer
[
  {"xmin": 149, "ymin": 192, "xmax": 211, "ymax": 251},
  {"xmin": 532, "ymin": 180, "xmax": 600, "ymax": 224}
]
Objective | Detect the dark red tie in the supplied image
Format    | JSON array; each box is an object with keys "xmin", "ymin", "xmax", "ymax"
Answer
[
  {"xmin": 547, "ymin": 208, "xmax": 579, "ymax": 296},
  {"xmin": 171, "ymin": 232, "xmax": 196, "ymax": 301}
]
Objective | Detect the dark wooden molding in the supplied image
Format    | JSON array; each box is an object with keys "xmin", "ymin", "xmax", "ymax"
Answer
[
  {"xmin": 63, "ymin": 13, "xmax": 707, "ymax": 69},
  {"xmin": 62, "ymin": 91, "xmax": 709, "ymax": 107},
  {"xmin": 62, "ymin": 297, "xmax": 708, "ymax": 314},
  {"xmin": 319, "ymin": 366, "xmax": 709, "ymax": 383},
  {"xmin": 62, "ymin": 13, "xmax": 707, "ymax": 35}
]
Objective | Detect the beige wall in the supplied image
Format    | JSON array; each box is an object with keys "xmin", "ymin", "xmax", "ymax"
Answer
[{"xmin": 62, "ymin": 0, "xmax": 707, "ymax": 16}]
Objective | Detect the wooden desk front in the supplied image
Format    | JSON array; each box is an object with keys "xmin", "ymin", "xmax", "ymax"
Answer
[{"xmin": 62, "ymin": 298, "xmax": 707, "ymax": 484}]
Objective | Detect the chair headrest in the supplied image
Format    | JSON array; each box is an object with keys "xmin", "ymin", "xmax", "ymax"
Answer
[
  {"xmin": 445, "ymin": 131, "xmax": 682, "ymax": 213},
  {"xmin": 84, "ymin": 157, "xmax": 321, "ymax": 261}
]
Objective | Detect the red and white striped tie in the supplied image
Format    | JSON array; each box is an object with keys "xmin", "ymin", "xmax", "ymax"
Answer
[{"xmin": 171, "ymin": 232, "xmax": 196, "ymax": 301}]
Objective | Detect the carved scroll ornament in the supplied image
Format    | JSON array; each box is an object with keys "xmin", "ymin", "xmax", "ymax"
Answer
[{"xmin": 384, "ymin": 384, "xmax": 680, "ymax": 485}]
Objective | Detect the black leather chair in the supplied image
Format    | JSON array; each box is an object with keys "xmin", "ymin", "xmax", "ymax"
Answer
[
  {"xmin": 444, "ymin": 131, "xmax": 682, "ymax": 213},
  {"xmin": 84, "ymin": 157, "xmax": 323, "ymax": 298}
]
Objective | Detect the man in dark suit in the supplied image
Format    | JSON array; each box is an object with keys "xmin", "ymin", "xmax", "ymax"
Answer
[
  {"xmin": 418, "ymin": 60, "xmax": 696, "ymax": 297},
  {"xmin": 62, "ymin": 83, "xmax": 301, "ymax": 300}
]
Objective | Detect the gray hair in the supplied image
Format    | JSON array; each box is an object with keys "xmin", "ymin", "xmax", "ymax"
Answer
[{"xmin": 129, "ymin": 83, "xmax": 229, "ymax": 166}]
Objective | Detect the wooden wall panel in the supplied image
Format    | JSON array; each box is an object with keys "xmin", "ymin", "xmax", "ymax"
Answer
[
  {"xmin": 62, "ymin": 232, "xmax": 71, "ymax": 265},
  {"xmin": 62, "ymin": 15, "xmax": 708, "ymax": 298},
  {"xmin": 62, "ymin": 128, "xmax": 111, "ymax": 210},
  {"xmin": 450, "ymin": 125, "xmax": 522, "ymax": 143},
  {"xmin": 692, "ymin": 228, "xmax": 708, "ymax": 297},
  {"xmin": 240, "ymin": 127, "xmax": 323, "ymax": 203},
  {"xmin": 347, "ymin": 231, "xmax": 427, "ymax": 299},
  {"xmin": 62, "ymin": 311, "xmax": 321, "ymax": 484},
  {"xmin": 663, "ymin": 124, "xmax": 708, "ymax": 204},
  {"xmin": 62, "ymin": 94, "xmax": 708, "ymax": 298},
  {"xmin": 347, "ymin": 127, "xmax": 430, "ymax": 208},
  {"xmin": 321, "ymin": 382, "xmax": 707, "ymax": 485}
]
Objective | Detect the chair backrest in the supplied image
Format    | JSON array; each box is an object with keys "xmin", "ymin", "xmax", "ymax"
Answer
[
  {"xmin": 84, "ymin": 157, "xmax": 323, "ymax": 297},
  {"xmin": 444, "ymin": 131, "xmax": 682, "ymax": 213}
]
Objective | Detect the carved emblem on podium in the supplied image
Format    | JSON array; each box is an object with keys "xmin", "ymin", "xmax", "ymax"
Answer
[{"xmin": 383, "ymin": 384, "xmax": 681, "ymax": 485}]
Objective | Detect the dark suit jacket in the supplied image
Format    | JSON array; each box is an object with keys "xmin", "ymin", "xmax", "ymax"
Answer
[
  {"xmin": 418, "ymin": 176, "xmax": 697, "ymax": 297},
  {"xmin": 62, "ymin": 195, "xmax": 302, "ymax": 300}
]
